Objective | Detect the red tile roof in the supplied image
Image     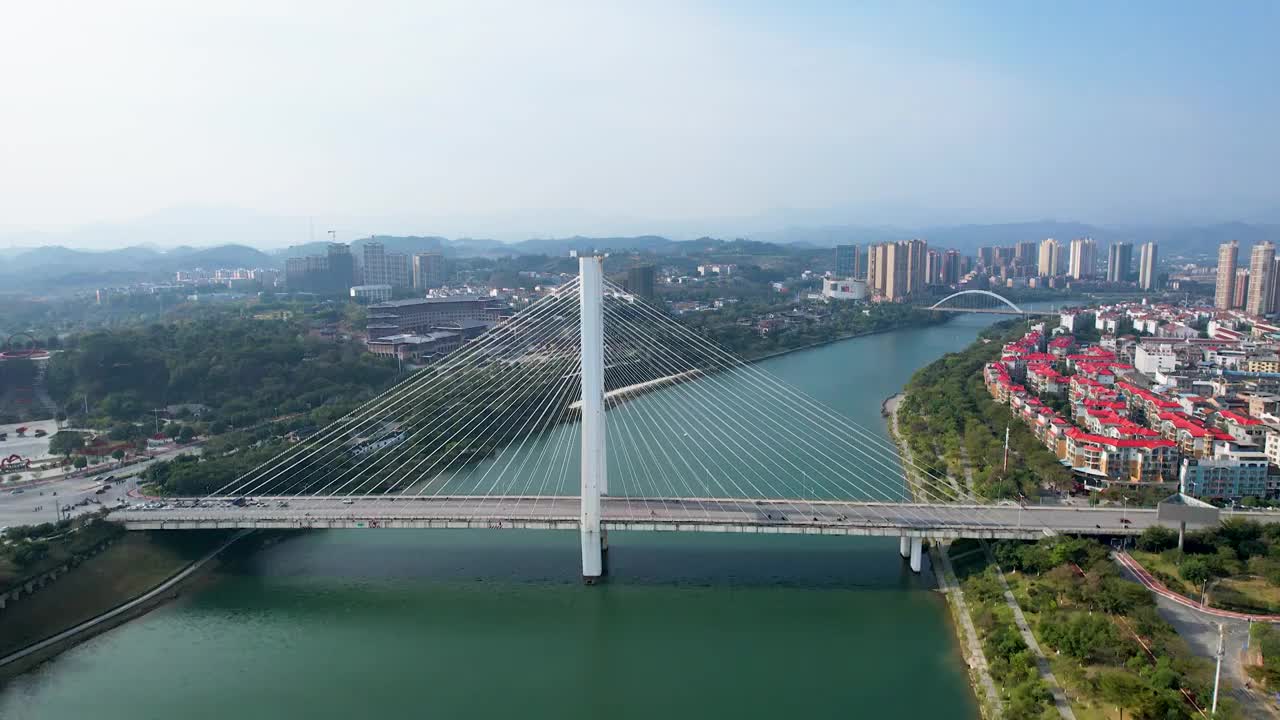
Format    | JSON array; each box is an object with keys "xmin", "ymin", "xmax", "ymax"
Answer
[
  {"xmin": 1219, "ymin": 410, "xmax": 1263, "ymax": 426},
  {"xmin": 1065, "ymin": 427, "xmax": 1176, "ymax": 449}
]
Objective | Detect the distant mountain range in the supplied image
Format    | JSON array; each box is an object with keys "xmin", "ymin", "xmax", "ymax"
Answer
[
  {"xmin": 0, "ymin": 244, "xmax": 276, "ymax": 292},
  {"xmin": 3, "ymin": 221, "xmax": 1276, "ymax": 294}
]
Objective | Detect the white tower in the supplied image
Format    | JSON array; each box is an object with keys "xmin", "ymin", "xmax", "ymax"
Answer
[{"xmin": 579, "ymin": 255, "xmax": 607, "ymax": 582}]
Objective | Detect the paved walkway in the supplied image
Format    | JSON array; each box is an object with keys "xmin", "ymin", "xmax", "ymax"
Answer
[
  {"xmin": 985, "ymin": 545, "xmax": 1077, "ymax": 720},
  {"xmin": 1113, "ymin": 552, "xmax": 1279, "ymax": 719},
  {"xmin": 1116, "ymin": 551, "xmax": 1280, "ymax": 623},
  {"xmin": 935, "ymin": 543, "xmax": 1002, "ymax": 717},
  {"xmin": 0, "ymin": 530, "xmax": 249, "ymax": 668}
]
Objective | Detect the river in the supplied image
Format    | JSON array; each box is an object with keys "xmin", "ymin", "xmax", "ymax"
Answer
[{"xmin": 1, "ymin": 312, "xmax": 1016, "ymax": 720}]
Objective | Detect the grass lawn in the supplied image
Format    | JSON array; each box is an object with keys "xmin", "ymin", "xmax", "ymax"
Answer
[
  {"xmin": 0, "ymin": 531, "xmax": 227, "ymax": 657},
  {"xmin": 1214, "ymin": 575, "xmax": 1280, "ymax": 613},
  {"xmin": 1129, "ymin": 550, "xmax": 1196, "ymax": 596},
  {"xmin": 1132, "ymin": 550, "xmax": 1280, "ymax": 613}
]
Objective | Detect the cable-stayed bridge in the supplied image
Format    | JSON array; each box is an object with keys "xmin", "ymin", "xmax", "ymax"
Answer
[
  {"xmin": 114, "ymin": 257, "xmax": 1221, "ymax": 581},
  {"xmin": 918, "ymin": 290, "xmax": 1060, "ymax": 316}
]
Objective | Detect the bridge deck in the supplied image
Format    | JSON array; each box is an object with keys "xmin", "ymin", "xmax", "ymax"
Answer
[{"xmin": 111, "ymin": 496, "xmax": 1251, "ymax": 541}]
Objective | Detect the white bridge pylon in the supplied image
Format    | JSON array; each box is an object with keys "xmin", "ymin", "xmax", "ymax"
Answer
[{"xmin": 578, "ymin": 254, "xmax": 607, "ymax": 582}]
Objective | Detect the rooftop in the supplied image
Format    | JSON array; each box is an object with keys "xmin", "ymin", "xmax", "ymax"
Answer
[{"xmin": 370, "ymin": 296, "xmax": 486, "ymax": 309}]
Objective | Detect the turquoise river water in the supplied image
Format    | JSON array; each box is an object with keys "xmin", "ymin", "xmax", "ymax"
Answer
[{"xmin": 1, "ymin": 312, "xmax": 1013, "ymax": 720}]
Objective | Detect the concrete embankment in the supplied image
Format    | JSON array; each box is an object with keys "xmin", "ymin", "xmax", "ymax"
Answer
[{"xmin": 0, "ymin": 530, "xmax": 249, "ymax": 679}]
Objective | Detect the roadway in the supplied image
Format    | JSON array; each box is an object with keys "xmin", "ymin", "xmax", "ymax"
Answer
[
  {"xmin": 109, "ymin": 495, "xmax": 1269, "ymax": 539},
  {"xmin": 0, "ymin": 448, "xmax": 201, "ymax": 529}
]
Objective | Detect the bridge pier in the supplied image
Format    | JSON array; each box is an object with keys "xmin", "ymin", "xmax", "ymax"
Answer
[
  {"xmin": 581, "ymin": 526, "xmax": 604, "ymax": 584},
  {"xmin": 899, "ymin": 535, "xmax": 910, "ymax": 558},
  {"xmin": 909, "ymin": 537, "xmax": 923, "ymax": 573}
]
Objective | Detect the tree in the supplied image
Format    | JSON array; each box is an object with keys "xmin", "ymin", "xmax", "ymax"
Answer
[
  {"xmin": 1180, "ymin": 556, "xmax": 1212, "ymax": 585},
  {"xmin": 48, "ymin": 430, "xmax": 85, "ymax": 458},
  {"xmin": 111, "ymin": 448, "xmax": 126, "ymax": 462},
  {"xmin": 108, "ymin": 421, "xmax": 142, "ymax": 442},
  {"xmin": 11, "ymin": 540, "xmax": 51, "ymax": 567},
  {"xmin": 73, "ymin": 456, "xmax": 88, "ymax": 469},
  {"xmin": 1097, "ymin": 670, "xmax": 1144, "ymax": 720},
  {"xmin": 177, "ymin": 425, "xmax": 196, "ymax": 443},
  {"xmin": 1136, "ymin": 526, "xmax": 1178, "ymax": 553}
]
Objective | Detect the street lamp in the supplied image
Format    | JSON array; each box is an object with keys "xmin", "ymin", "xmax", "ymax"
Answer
[{"xmin": 1202, "ymin": 577, "xmax": 1225, "ymax": 607}]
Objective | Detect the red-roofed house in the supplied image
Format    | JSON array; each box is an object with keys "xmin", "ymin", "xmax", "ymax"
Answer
[
  {"xmin": 1048, "ymin": 335, "xmax": 1076, "ymax": 356},
  {"xmin": 1157, "ymin": 412, "xmax": 1213, "ymax": 458},
  {"xmin": 1063, "ymin": 428, "xmax": 1178, "ymax": 483},
  {"xmin": 1217, "ymin": 410, "xmax": 1267, "ymax": 446},
  {"xmin": 1026, "ymin": 363, "xmax": 1066, "ymax": 396}
]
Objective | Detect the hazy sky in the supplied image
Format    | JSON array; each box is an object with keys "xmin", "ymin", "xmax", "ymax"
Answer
[{"xmin": 3, "ymin": 0, "xmax": 1278, "ymax": 240}]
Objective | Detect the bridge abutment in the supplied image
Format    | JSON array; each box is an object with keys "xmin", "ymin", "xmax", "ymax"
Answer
[
  {"xmin": 909, "ymin": 537, "xmax": 923, "ymax": 573},
  {"xmin": 899, "ymin": 535, "xmax": 910, "ymax": 558}
]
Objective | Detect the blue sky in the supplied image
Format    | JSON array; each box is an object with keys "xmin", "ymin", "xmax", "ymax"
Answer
[{"xmin": 1, "ymin": 1, "xmax": 1276, "ymax": 243}]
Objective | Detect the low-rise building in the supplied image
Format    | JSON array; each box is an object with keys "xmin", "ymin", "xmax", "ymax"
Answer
[
  {"xmin": 1134, "ymin": 345, "xmax": 1178, "ymax": 375},
  {"xmin": 1247, "ymin": 354, "xmax": 1280, "ymax": 374},
  {"xmin": 365, "ymin": 331, "xmax": 462, "ymax": 362},
  {"xmin": 366, "ymin": 296, "xmax": 500, "ymax": 337},
  {"xmin": 1216, "ymin": 410, "xmax": 1268, "ymax": 446},
  {"xmin": 350, "ymin": 284, "xmax": 393, "ymax": 303},
  {"xmin": 820, "ymin": 278, "xmax": 867, "ymax": 300},
  {"xmin": 1179, "ymin": 451, "xmax": 1270, "ymax": 500}
]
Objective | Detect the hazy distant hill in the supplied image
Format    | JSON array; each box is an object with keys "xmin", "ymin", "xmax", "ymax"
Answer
[
  {"xmin": 6, "ymin": 221, "xmax": 1276, "ymax": 295},
  {"xmin": 281, "ymin": 235, "xmax": 503, "ymax": 259},
  {"xmin": 0, "ymin": 244, "xmax": 277, "ymax": 292}
]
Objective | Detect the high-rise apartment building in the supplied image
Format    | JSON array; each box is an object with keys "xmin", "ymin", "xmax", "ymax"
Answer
[
  {"xmin": 1247, "ymin": 241, "xmax": 1276, "ymax": 316},
  {"xmin": 1037, "ymin": 238, "xmax": 1060, "ymax": 277},
  {"xmin": 284, "ymin": 242, "xmax": 355, "ymax": 294},
  {"xmin": 1015, "ymin": 241, "xmax": 1037, "ymax": 265},
  {"xmin": 867, "ymin": 243, "xmax": 884, "ymax": 296},
  {"xmin": 835, "ymin": 244, "xmax": 860, "ymax": 278},
  {"xmin": 1272, "ymin": 256, "xmax": 1280, "ymax": 314},
  {"xmin": 925, "ymin": 249, "xmax": 942, "ymax": 285},
  {"xmin": 885, "ymin": 242, "xmax": 907, "ymax": 300},
  {"xmin": 977, "ymin": 246, "xmax": 995, "ymax": 269},
  {"xmin": 1233, "ymin": 268, "xmax": 1250, "ymax": 310},
  {"xmin": 1138, "ymin": 242, "xmax": 1158, "ymax": 291},
  {"xmin": 362, "ymin": 241, "xmax": 387, "ymax": 286},
  {"xmin": 1106, "ymin": 242, "xmax": 1133, "ymax": 283},
  {"xmin": 624, "ymin": 264, "xmax": 657, "ymax": 302},
  {"xmin": 386, "ymin": 252, "xmax": 411, "ymax": 290},
  {"xmin": 994, "ymin": 246, "xmax": 1016, "ymax": 269},
  {"xmin": 905, "ymin": 238, "xmax": 927, "ymax": 294},
  {"xmin": 941, "ymin": 249, "xmax": 961, "ymax": 285},
  {"xmin": 412, "ymin": 252, "xmax": 448, "ymax": 289},
  {"xmin": 1215, "ymin": 241, "xmax": 1239, "ymax": 309},
  {"xmin": 1068, "ymin": 238, "xmax": 1097, "ymax": 280},
  {"xmin": 867, "ymin": 240, "xmax": 923, "ymax": 301}
]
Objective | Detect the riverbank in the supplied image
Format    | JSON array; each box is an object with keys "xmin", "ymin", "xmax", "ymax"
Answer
[
  {"xmin": 882, "ymin": 392, "xmax": 918, "ymax": 501},
  {"xmin": 885, "ymin": 391, "xmax": 1003, "ymax": 718},
  {"xmin": 0, "ymin": 530, "xmax": 238, "ymax": 677},
  {"xmin": 744, "ymin": 314, "xmax": 953, "ymax": 365}
]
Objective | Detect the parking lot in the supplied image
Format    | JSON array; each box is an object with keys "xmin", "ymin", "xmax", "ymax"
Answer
[{"xmin": 0, "ymin": 418, "xmax": 58, "ymax": 469}]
